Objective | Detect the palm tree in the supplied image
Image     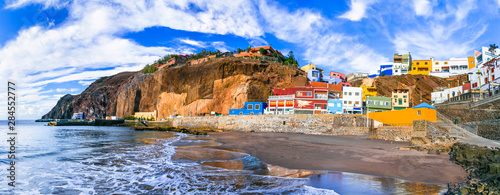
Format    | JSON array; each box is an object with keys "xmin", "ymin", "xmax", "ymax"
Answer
[{"xmin": 489, "ymin": 44, "xmax": 498, "ymax": 58}]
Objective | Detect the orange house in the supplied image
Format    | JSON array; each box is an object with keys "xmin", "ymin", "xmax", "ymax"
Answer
[{"xmin": 367, "ymin": 103, "xmax": 436, "ymax": 126}]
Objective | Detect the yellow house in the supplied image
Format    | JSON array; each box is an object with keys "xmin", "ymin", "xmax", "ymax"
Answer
[
  {"xmin": 409, "ymin": 59, "xmax": 431, "ymax": 75},
  {"xmin": 392, "ymin": 89, "xmax": 409, "ymax": 110},
  {"xmin": 467, "ymin": 56, "xmax": 475, "ymax": 69},
  {"xmin": 360, "ymin": 84, "xmax": 377, "ymax": 101},
  {"xmin": 134, "ymin": 110, "xmax": 157, "ymax": 120},
  {"xmin": 300, "ymin": 64, "xmax": 317, "ymax": 73},
  {"xmin": 367, "ymin": 104, "xmax": 436, "ymax": 126}
]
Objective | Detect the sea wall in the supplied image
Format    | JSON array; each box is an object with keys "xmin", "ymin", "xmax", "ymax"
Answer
[
  {"xmin": 376, "ymin": 126, "xmax": 414, "ymax": 141},
  {"xmin": 462, "ymin": 119, "xmax": 500, "ymax": 141},
  {"xmin": 170, "ymin": 114, "xmax": 372, "ymax": 135}
]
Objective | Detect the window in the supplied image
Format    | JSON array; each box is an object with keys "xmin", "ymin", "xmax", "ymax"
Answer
[
  {"xmin": 355, "ymin": 101, "xmax": 359, "ymax": 105},
  {"xmin": 413, "ymin": 67, "xmax": 416, "ymax": 70},
  {"xmin": 416, "ymin": 62, "xmax": 420, "ymax": 65},
  {"xmin": 403, "ymin": 95, "xmax": 407, "ymax": 98},
  {"xmin": 435, "ymin": 69, "xmax": 439, "ymax": 71},
  {"xmin": 435, "ymin": 62, "xmax": 439, "ymax": 65},
  {"xmin": 255, "ymin": 104, "xmax": 260, "ymax": 110},
  {"xmin": 239, "ymin": 112, "xmax": 243, "ymax": 115},
  {"xmin": 367, "ymin": 101, "xmax": 372, "ymax": 105},
  {"xmin": 355, "ymin": 92, "xmax": 359, "ymax": 96},
  {"xmin": 344, "ymin": 92, "xmax": 347, "ymax": 95},
  {"xmin": 349, "ymin": 92, "xmax": 352, "ymax": 96},
  {"xmin": 418, "ymin": 110, "xmax": 421, "ymax": 116},
  {"xmin": 394, "ymin": 95, "xmax": 397, "ymax": 98},
  {"xmin": 425, "ymin": 62, "xmax": 428, "ymax": 65},
  {"xmin": 399, "ymin": 98, "xmax": 402, "ymax": 105},
  {"xmin": 394, "ymin": 99, "xmax": 397, "ymax": 103},
  {"xmin": 344, "ymin": 101, "xmax": 347, "ymax": 104},
  {"xmin": 247, "ymin": 104, "xmax": 253, "ymax": 110},
  {"xmin": 404, "ymin": 99, "xmax": 407, "ymax": 103},
  {"xmin": 374, "ymin": 101, "xmax": 378, "ymax": 105},
  {"xmin": 348, "ymin": 101, "xmax": 352, "ymax": 105},
  {"xmin": 385, "ymin": 102, "xmax": 390, "ymax": 106},
  {"xmin": 444, "ymin": 62, "xmax": 448, "ymax": 64}
]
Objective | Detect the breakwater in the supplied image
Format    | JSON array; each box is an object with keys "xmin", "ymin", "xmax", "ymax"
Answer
[{"xmin": 48, "ymin": 119, "xmax": 124, "ymax": 126}]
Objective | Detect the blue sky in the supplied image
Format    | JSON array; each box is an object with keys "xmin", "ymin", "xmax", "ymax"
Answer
[{"xmin": 1, "ymin": 0, "xmax": 500, "ymax": 119}]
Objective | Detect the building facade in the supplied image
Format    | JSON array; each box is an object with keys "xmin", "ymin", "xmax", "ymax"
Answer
[
  {"xmin": 393, "ymin": 53, "xmax": 412, "ymax": 75},
  {"xmin": 366, "ymin": 96, "xmax": 392, "ymax": 113},
  {"xmin": 307, "ymin": 69, "xmax": 321, "ymax": 82},
  {"xmin": 300, "ymin": 64, "xmax": 317, "ymax": 73},
  {"xmin": 409, "ymin": 59, "xmax": 431, "ymax": 75},
  {"xmin": 392, "ymin": 89, "xmax": 410, "ymax": 110},
  {"xmin": 71, "ymin": 112, "xmax": 84, "ymax": 120},
  {"xmin": 431, "ymin": 86, "xmax": 463, "ymax": 104},
  {"xmin": 265, "ymin": 86, "xmax": 329, "ymax": 115},
  {"xmin": 229, "ymin": 102, "xmax": 267, "ymax": 115},
  {"xmin": 360, "ymin": 85, "xmax": 377, "ymax": 101},
  {"xmin": 342, "ymin": 87, "xmax": 363, "ymax": 114},
  {"xmin": 327, "ymin": 99, "xmax": 343, "ymax": 114},
  {"xmin": 134, "ymin": 110, "xmax": 157, "ymax": 120}
]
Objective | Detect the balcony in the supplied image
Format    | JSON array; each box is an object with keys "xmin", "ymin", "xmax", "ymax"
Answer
[
  {"xmin": 314, "ymin": 94, "xmax": 328, "ymax": 100},
  {"xmin": 268, "ymin": 95, "xmax": 295, "ymax": 100}
]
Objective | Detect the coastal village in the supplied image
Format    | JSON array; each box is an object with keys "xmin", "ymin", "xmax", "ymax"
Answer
[{"xmin": 124, "ymin": 44, "xmax": 499, "ymax": 127}]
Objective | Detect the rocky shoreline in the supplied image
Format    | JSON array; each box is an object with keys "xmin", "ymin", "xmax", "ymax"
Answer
[{"xmin": 446, "ymin": 143, "xmax": 500, "ymax": 194}]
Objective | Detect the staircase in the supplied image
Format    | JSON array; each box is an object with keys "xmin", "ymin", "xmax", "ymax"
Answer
[{"xmin": 434, "ymin": 112, "xmax": 500, "ymax": 148}]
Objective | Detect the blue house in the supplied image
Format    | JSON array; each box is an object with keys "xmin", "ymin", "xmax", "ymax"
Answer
[
  {"xmin": 229, "ymin": 102, "xmax": 267, "ymax": 115},
  {"xmin": 327, "ymin": 99, "xmax": 343, "ymax": 114},
  {"xmin": 379, "ymin": 64, "xmax": 393, "ymax": 76},
  {"xmin": 307, "ymin": 69, "xmax": 321, "ymax": 82}
]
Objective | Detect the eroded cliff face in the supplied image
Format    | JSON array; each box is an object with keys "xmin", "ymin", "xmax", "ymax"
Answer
[{"xmin": 43, "ymin": 58, "xmax": 307, "ymax": 119}]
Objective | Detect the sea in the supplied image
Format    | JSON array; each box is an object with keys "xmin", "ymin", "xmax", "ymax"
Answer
[{"xmin": 0, "ymin": 120, "xmax": 447, "ymax": 194}]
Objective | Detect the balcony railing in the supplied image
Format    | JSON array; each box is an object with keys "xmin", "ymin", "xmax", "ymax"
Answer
[
  {"xmin": 314, "ymin": 94, "xmax": 328, "ymax": 99},
  {"xmin": 268, "ymin": 95, "xmax": 295, "ymax": 100}
]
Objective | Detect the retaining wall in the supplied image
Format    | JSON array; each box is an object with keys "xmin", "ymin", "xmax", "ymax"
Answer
[{"xmin": 171, "ymin": 114, "xmax": 372, "ymax": 135}]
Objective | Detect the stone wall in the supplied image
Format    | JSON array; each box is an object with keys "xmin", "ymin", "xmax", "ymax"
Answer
[
  {"xmin": 170, "ymin": 114, "xmax": 372, "ymax": 135},
  {"xmin": 461, "ymin": 120, "xmax": 500, "ymax": 141},
  {"xmin": 435, "ymin": 102, "xmax": 500, "ymax": 124},
  {"xmin": 376, "ymin": 126, "xmax": 414, "ymax": 141}
]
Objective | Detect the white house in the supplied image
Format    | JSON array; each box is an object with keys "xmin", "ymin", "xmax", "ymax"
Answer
[
  {"xmin": 431, "ymin": 86, "xmax": 463, "ymax": 104},
  {"xmin": 71, "ymin": 112, "xmax": 84, "ymax": 120},
  {"xmin": 342, "ymin": 87, "xmax": 363, "ymax": 114}
]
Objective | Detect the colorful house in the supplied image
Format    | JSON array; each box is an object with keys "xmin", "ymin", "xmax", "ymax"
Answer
[
  {"xmin": 360, "ymin": 84, "xmax": 377, "ymax": 101},
  {"xmin": 309, "ymin": 81, "xmax": 350, "ymax": 96},
  {"xmin": 379, "ymin": 64, "xmax": 393, "ymax": 76},
  {"xmin": 342, "ymin": 87, "xmax": 363, "ymax": 114},
  {"xmin": 393, "ymin": 53, "xmax": 412, "ymax": 75},
  {"xmin": 392, "ymin": 89, "xmax": 410, "ymax": 110},
  {"xmin": 366, "ymin": 96, "xmax": 392, "ymax": 113},
  {"xmin": 300, "ymin": 64, "xmax": 317, "ymax": 73},
  {"xmin": 330, "ymin": 71, "xmax": 346, "ymax": 82},
  {"xmin": 229, "ymin": 102, "xmax": 267, "ymax": 115},
  {"xmin": 265, "ymin": 86, "xmax": 329, "ymax": 115},
  {"xmin": 327, "ymin": 99, "xmax": 343, "ymax": 114},
  {"xmin": 367, "ymin": 103, "xmax": 436, "ymax": 126},
  {"xmin": 307, "ymin": 69, "xmax": 321, "ymax": 82},
  {"xmin": 409, "ymin": 59, "xmax": 431, "ymax": 75},
  {"xmin": 134, "ymin": 110, "xmax": 157, "ymax": 120}
]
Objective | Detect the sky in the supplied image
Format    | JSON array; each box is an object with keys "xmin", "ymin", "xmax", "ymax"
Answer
[{"xmin": 1, "ymin": 0, "xmax": 500, "ymax": 119}]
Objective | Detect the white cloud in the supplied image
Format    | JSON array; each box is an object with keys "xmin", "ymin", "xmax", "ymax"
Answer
[
  {"xmin": 179, "ymin": 38, "xmax": 207, "ymax": 48},
  {"xmin": 4, "ymin": 0, "xmax": 66, "ymax": 9},
  {"xmin": 412, "ymin": 0, "xmax": 432, "ymax": 16},
  {"xmin": 391, "ymin": 0, "xmax": 483, "ymax": 60},
  {"xmin": 259, "ymin": 0, "xmax": 387, "ymax": 71},
  {"xmin": 338, "ymin": 0, "xmax": 377, "ymax": 21}
]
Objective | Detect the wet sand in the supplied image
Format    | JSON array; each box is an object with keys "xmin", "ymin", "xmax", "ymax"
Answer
[{"xmin": 209, "ymin": 132, "xmax": 467, "ymax": 184}]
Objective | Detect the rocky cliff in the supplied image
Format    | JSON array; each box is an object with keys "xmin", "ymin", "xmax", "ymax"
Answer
[{"xmin": 42, "ymin": 58, "xmax": 307, "ymax": 119}]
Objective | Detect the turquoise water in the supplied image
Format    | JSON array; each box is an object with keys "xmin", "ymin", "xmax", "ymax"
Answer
[{"xmin": 0, "ymin": 121, "xmax": 445, "ymax": 194}]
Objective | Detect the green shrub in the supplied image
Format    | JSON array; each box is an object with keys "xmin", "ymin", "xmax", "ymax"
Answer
[{"xmin": 143, "ymin": 64, "xmax": 158, "ymax": 74}]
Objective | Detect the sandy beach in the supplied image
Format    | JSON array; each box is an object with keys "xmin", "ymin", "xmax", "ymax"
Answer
[{"xmin": 209, "ymin": 132, "xmax": 467, "ymax": 184}]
